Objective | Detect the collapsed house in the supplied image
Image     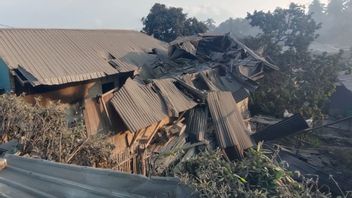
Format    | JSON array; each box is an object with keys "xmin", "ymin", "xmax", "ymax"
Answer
[
  {"xmin": 90, "ymin": 33, "xmax": 279, "ymax": 173},
  {"xmin": 0, "ymin": 30, "xmax": 279, "ymax": 175}
]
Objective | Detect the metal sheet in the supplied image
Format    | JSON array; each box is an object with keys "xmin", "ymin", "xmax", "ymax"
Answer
[
  {"xmin": 207, "ymin": 91, "xmax": 253, "ymax": 159},
  {"xmin": 186, "ymin": 105, "xmax": 208, "ymax": 142},
  {"xmin": 110, "ymin": 78, "xmax": 168, "ymax": 132},
  {"xmin": 0, "ymin": 29, "xmax": 167, "ymax": 86},
  {"xmin": 251, "ymin": 114, "xmax": 309, "ymax": 142},
  {"xmin": 153, "ymin": 78, "xmax": 197, "ymax": 116},
  {"xmin": 0, "ymin": 154, "xmax": 193, "ymax": 198}
]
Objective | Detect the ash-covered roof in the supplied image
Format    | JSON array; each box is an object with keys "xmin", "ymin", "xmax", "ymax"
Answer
[
  {"xmin": 111, "ymin": 78, "xmax": 168, "ymax": 132},
  {"xmin": 153, "ymin": 78, "xmax": 197, "ymax": 116},
  {"xmin": 0, "ymin": 154, "xmax": 192, "ymax": 198},
  {"xmin": 0, "ymin": 29, "xmax": 167, "ymax": 86},
  {"xmin": 207, "ymin": 91, "xmax": 253, "ymax": 159},
  {"xmin": 110, "ymin": 78, "xmax": 197, "ymax": 132}
]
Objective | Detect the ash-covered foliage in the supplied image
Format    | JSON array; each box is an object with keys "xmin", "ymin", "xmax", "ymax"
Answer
[
  {"xmin": 0, "ymin": 94, "xmax": 116, "ymax": 168},
  {"xmin": 169, "ymin": 145, "xmax": 331, "ymax": 198}
]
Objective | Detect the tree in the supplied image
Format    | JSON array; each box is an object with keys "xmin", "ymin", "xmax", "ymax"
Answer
[
  {"xmin": 215, "ymin": 18, "xmax": 261, "ymax": 38},
  {"xmin": 248, "ymin": 3, "xmax": 320, "ymax": 54},
  {"xmin": 142, "ymin": 3, "xmax": 208, "ymax": 42},
  {"xmin": 309, "ymin": 0, "xmax": 326, "ymax": 23},
  {"xmin": 246, "ymin": 3, "xmax": 341, "ymax": 120},
  {"xmin": 183, "ymin": 17, "xmax": 208, "ymax": 36},
  {"xmin": 326, "ymin": 0, "xmax": 345, "ymax": 17},
  {"xmin": 203, "ymin": 18, "xmax": 216, "ymax": 32}
]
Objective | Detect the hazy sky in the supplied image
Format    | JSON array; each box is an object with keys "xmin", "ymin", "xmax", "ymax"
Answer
[{"xmin": 0, "ymin": 0, "xmax": 328, "ymax": 30}]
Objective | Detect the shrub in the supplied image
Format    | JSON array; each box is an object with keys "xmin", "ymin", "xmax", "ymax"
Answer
[{"xmin": 0, "ymin": 94, "xmax": 115, "ymax": 168}]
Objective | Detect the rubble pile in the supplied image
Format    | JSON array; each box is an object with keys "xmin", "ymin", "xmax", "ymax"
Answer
[{"xmin": 88, "ymin": 34, "xmax": 280, "ymax": 175}]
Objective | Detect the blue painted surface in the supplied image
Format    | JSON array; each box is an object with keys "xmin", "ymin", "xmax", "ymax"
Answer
[{"xmin": 0, "ymin": 58, "xmax": 11, "ymax": 92}]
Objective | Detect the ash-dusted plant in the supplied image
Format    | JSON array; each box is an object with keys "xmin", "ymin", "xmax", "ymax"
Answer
[
  {"xmin": 169, "ymin": 144, "xmax": 331, "ymax": 198},
  {"xmin": 0, "ymin": 94, "xmax": 115, "ymax": 168}
]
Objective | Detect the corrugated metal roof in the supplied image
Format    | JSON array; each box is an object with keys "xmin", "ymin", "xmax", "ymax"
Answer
[
  {"xmin": 110, "ymin": 78, "xmax": 198, "ymax": 132},
  {"xmin": 186, "ymin": 105, "xmax": 208, "ymax": 142},
  {"xmin": 181, "ymin": 69, "xmax": 252, "ymax": 102},
  {"xmin": 230, "ymin": 36, "xmax": 279, "ymax": 71},
  {"xmin": 153, "ymin": 78, "xmax": 197, "ymax": 116},
  {"xmin": 251, "ymin": 114, "xmax": 309, "ymax": 143},
  {"xmin": 0, "ymin": 154, "xmax": 192, "ymax": 198},
  {"xmin": 111, "ymin": 78, "xmax": 168, "ymax": 132},
  {"xmin": 207, "ymin": 91, "xmax": 253, "ymax": 159},
  {"xmin": 0, "ymin": 29, "xmax": 167, "ymax": 86}
]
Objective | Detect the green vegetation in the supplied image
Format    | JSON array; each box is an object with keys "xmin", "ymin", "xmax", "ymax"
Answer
[
  {"xmin": 142, "ymin": 3, "xmax": 208, "ymax": 42},
  {"xmin": 169, "ymin": 144, "xmax": 330, "ymax": 198},
  {"xmin": 245, "ymin": 3, "xmax": 342, "ymax": 120}
]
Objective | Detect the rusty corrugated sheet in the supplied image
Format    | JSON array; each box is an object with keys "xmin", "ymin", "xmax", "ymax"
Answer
[
  {"xmin": 110, "ymin": 78, "xmax": 168, "ymax": 132},
  {"xmin": 207, "ymin": 91, "xmax": 253, "ymax": 159},
  {"xmin": 0, "ymin": 29, "xmax": 167, "ymax": 86},
  {"xmin": 153, "ymin": 78, "xmax": 197, "ymax": 116}
]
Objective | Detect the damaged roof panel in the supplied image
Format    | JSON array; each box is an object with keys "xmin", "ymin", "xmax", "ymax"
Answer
[
  {"xmin": 186, "ymin": 105, "xmax": 208, "ymax": 142},
  {"xmin": 207, "ymin": 91, "xmax": 253, "ymax": 159},
  {"xmin": 0, "ymin": 29, "xmax": 167, "ymax": 86},
  {"xmin": 251, "ymin": 114, "xmax": 309, "ymax": 143},
  {"xmin": 111, "ymin": 78, "xmax": 199, "ymax": 132},
  {"xmin": 111, "ymin": 78, "xmax": 168, "ymax": 132},
  {"xmin": 153, "ymin": 78, "xmax": 197, "ymax": 116}
]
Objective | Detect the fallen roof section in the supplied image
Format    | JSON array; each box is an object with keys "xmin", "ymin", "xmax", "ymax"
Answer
[
  {"xmin": 110, "ymin": 78, "xmax": 197, "ymax": 132},
  {"xmin": 111, "ymin": 78, "xmax": 168, "ymax": 132},
  {"xmin": 153, "ymin": 78, "xmax": 197, "ymax": 116},
  {"xmin": 0, "ymin": 29, "xmax": 167, "ymax": 86},
  {"xmin": 185, "ymin": 105, "xmax": 209, "ymax": 143},
  {"xmin": 207, "ymin": 91, "xmax": 253, "ymax": 159},
  {"xmin": 0, "ymin": 154, "xmax": 193, "ymax": 198},
  {"xmin": 251, "ymin": 114, "xmax": 309, "ymax": 143}
]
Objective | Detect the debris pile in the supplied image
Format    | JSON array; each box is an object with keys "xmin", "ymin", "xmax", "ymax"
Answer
[{"xmin": 82, "ymin": 34, "xmax": 280, "ymax": 175}]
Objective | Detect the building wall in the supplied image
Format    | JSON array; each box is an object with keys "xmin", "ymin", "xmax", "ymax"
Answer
[
  {"xmin": 0, "ymin": 58, "xmax": 11, "ymax": 92},
  {"xmin": 23, "ymin": 81, "xmax": 102, "ymax": 105},
  {"xmin": 20, "ymin": 72, "xmax": 131, "ymax": 105}
]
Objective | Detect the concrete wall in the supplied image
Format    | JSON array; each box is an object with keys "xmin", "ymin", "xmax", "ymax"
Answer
[{"xmin": 0, "ymin": 58, "xmax": 11, "ymax": 92}]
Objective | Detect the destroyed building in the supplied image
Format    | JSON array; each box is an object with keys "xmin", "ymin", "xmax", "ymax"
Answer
[
  {"xmin": 0, "ymin": 30, "xmax": 279, "ymax": 175},
  {"xmin": 84, "ymin": 33, "xmax": 279, "ymax": 173}
]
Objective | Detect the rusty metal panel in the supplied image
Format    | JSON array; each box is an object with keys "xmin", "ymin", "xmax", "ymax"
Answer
[
  {"xmin": 110, "ymin": 78, "xmax": 168, "ymax": 132},
  {"xmin": 0, "ymin": 29, "xmax": 167, "ymax": 86},
  {"xmin": 207, "ymin": 91, "xmax": 253, "ymax": 159}
]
